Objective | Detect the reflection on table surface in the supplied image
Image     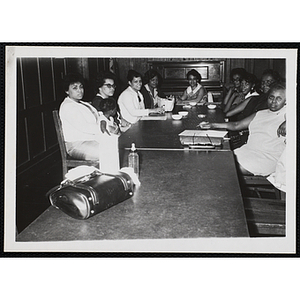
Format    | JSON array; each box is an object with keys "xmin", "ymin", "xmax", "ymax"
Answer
[
  {"xmin": 119, "ymin": 105, "xmax": 228, "ymax": 151},
  {"xmin": 16, "ymin": 103, "xmax": 250, "ymax": 243},
  {"xmin": 17, "ymin": 150, "xmax": 249, "ymax": 241}
]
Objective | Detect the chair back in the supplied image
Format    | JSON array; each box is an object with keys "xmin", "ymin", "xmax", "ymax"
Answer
[
  {"xmin": 240, "ymin": 175, "xmax": 286, "ymax": 236},
  {"xmin": 52, "ymin": 110, "xmax": 99, "ymax": 178},
  {"xmin": 52, "ymin": 110, "xmax": 68, "ymax": 162}
]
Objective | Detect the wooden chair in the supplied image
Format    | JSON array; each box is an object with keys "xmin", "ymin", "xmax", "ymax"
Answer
[
  {"xmin": 239, "ymin": 175, "xmax": 286, "ymax": 236},
  {"xmin": 52, "ymin": 110, "xmax": 99, "ymax": 178},
  {"xmin": 243, "ymin": 195, "xmax": 286, "ymax": 236},
  {"xmin": 240, "ymin": 175, "xmax": 284, "ymax": 200}
]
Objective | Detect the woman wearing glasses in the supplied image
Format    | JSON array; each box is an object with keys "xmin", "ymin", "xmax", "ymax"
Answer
[
  {"xmin": 91, "ymin": 71, "xmax": 128, "ymax": 132},
  {"xmin": 223, "ymin": 68, "xmax": 247, "ymax": 108},
  {"xmin": 91, "ymin": 71, "xmax": 117, "ymax": 110}
]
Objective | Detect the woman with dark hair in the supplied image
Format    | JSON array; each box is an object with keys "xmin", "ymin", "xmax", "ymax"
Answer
[
  {"xmin": 178, "ymin": 69, "xmax": 207, "ymax": 103},
  {"xmin": 118, "ymin": 70, "xmax": 164, "ymax": 125},
  {"xmin": 224, "ymin": 72, "xmax": 259, "ymax": 114},
  {"xmin": 223, "ymin": 68, "xmax": 247, "ymax": 107},
  {"xmin": 59, "ymin": 73, "xmax": 102, "ymax": 161},
  {"xmin": 140, "ymin": 69, "xmax": 175, "ymax": 111},
  {"xmin": 229, "ymin": 69, "xmax": 283, "ymax": 120},
  {"xmin": 91, "ymin": 71, "xmax": 117, "ymax": 110},
  {"xmin": 259, "ymin": 69, "xmax": 282, "ymax": 93},
  {"xmin": 141, "ymin": 69, "xmax": 163, "ymax": 108},
  {"xmin": 230, "ymin": 68, "xmax": 247, "ymax": 92},
  {"xmin": 90, "ymin": 71, "xmax": 127, "ymax": 131}
]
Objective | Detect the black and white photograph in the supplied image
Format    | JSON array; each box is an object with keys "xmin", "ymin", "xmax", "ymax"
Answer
[
  {"xmin": 4, "ymin": 45, "xmax": 297, "ymax": 253},
  {"xmin": 1, "ymin": 0, "xmax": 299, "ymax": 297}
]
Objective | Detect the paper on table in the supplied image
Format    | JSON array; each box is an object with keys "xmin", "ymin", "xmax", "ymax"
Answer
[
  {"xmin": 178, "ymin": 130, "xmax": 228, "ymax": 146},
  {"xmin": 179, "ymin": 130, "xmax": 228, "ymax": 138},
  {"xmin": 141, "ymin": 115, "xmax": 167, "ymax": 120},
  {"xmin": 176, "ymin": 100, "xmax": 203, "ymax": 106}
]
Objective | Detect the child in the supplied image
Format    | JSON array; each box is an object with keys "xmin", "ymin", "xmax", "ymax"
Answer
[
  {"xmin": 97, "ymin": 97, "xmax": 121, "ymax": 136},
  {"xmin": 94, "ymin": 97, "xmax": 121, "ymax": 173}
]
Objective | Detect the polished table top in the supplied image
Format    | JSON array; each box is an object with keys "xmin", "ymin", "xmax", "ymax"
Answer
[
  {"xmin": 119, "ymin": 104, "xmax": 229, "ymax": 150},
  {"xmin": 17, "ymin": 150, "xmax": 249, "ymax": 241}
]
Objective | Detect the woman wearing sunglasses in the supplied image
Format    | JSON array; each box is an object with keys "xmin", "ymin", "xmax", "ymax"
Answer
[
  {"xmin": 91, "ymin": 71, "xmax": 117, "ymax": 110},
  {"xmin": 91, "ymin": 71, "xmax": 129, "ymax": 132}
]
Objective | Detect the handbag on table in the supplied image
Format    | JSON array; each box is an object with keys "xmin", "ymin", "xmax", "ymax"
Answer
[{"xmin": 47, "ymin": 166, "xmax": 137, "ymax": 220}]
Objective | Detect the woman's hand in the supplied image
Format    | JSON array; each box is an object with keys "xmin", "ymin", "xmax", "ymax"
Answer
[
  {"xmin": 100, "ymin": 120, "xmax": 111, "ymax": 136},
  {"xmin": 238, "ymin": 92, "xmax": 245, "ymax": 101},
  {"xmin": 109, "ymin": 124, "xmax": 121, "ymax": 136},
  {"xmin": 228, "ymin": 86, "xmax": 236, "ymax": 93},
  {"xmin": 150, "ymin": 107, "xmax": 164, "ymax": 114},
  {"xmin": 166, "ymin": 95, "xmax": 175, "ymax": 101},
  {"xmin": 197, "ymin": 121, "xmax": 213, "ymax": 129},
  {"xmin": 174, "ymin": 95, "xmax": 182, "ymax": 101},
  {"xmin": 277, "ymin": 120, "xmax": 286, "ymax": 137}
]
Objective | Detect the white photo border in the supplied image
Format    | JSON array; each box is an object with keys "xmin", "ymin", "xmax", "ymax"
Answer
[{"xmin": 4, "ymin": 45, "xmax": 298, "ymax": 254}]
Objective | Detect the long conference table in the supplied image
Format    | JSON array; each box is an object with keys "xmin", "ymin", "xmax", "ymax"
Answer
[{"xmin": 17, "ymin": 104, "xmax": 249, "ymax": 242}]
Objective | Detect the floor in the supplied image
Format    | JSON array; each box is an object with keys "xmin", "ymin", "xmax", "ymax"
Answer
[{"xmin": 16, "ymin": 161, "xmax": 62, "ymax": 233}]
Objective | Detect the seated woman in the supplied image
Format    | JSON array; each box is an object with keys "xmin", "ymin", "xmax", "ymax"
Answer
[
  {"xmin": 91, "ymin": 71, "xmax": 131, "ymax": 132},
  {"xmin": 59, "ymin": 73, "xmax": 102, "ymax": 161},
  {"xmin": 200, "ymin": 83, "xmax": 286, "ymax": 176},
  {"xmin": 118, "ymin": 70, "xmax": 164, "ymax": 124},
  {"xmin": 222, "ymin": 68, "xmax": 247, "ymax": 107},
  {"xmin": 225, "ymin": 70, "xmax": 283, "ymax": 149},
  {"xmin": 91, "ymin": 71, "xmax": 117, "ymax": 110},
  {"xmin": 228, "ymin": 69, "xmax": 282, "ymax": 120},
  {"xmin": 224, "ymin": 72, "xmax": 259, "ymax": 115},
  {"xmin": 178, "ymin": 69, "xmax": 207, "ymax": 103},
  {"xmin": 140, "ymin": 69, "xmax": 175, "ymax": 111},
  {"xmin": 252, "ymin": 69, "xmax": 283, "ymax": 112}
]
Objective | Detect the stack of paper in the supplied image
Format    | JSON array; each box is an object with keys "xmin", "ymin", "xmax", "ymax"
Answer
[{"xmin": 178, "ymin": 130, "xmax": 228, "ymax": 146}]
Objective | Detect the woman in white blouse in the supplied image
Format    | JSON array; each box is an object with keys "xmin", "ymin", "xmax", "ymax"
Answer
[
  {"xmin": 59, "ymin": 73, "xmax": 102, "ymax": 161},
  {"xmin": 118, "ymin": 70, "xmax": 164, "ymax": 124}
]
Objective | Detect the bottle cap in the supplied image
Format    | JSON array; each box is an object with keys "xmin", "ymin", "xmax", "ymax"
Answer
[{"xmin": 131, "ymin": 143, "xmax": 136, "ymax": 151}]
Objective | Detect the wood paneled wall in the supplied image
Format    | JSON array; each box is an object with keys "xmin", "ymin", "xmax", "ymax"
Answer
[{"xmin": 115, "ymin": 58, "xmax": 286, "ymax": 90}]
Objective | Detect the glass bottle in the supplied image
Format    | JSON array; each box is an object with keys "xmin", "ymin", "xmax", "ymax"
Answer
[{"xmin": 128, "ymin": 143, "xmax": 139, "ymax": 177}]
